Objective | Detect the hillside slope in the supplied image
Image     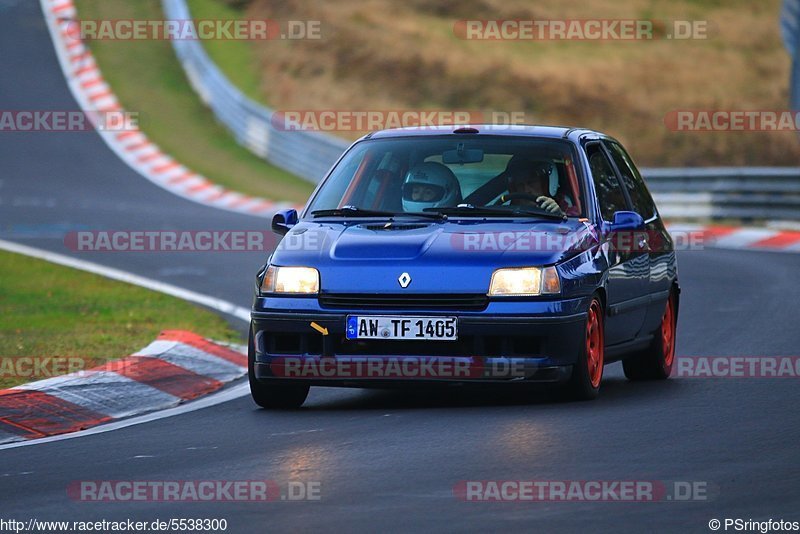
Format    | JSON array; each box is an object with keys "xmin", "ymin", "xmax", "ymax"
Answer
[{"xmin": 223, "ymin": 0, "xmax": 795, "ymax": 166}]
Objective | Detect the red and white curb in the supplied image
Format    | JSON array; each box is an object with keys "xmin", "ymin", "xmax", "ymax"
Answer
[
  {"xmin": 666, "ymin": 224, "xmax": 800, "ymax": 253},
  {"xmin": 0, "ymin": 330, "xmax": 246, "ymax": 444},
  {"xmin": 40, "ymin": 0, "xmax": 298, "ymax": 218}
]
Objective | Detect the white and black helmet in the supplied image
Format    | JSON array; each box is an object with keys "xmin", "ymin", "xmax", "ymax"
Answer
[{"xmin": 401, "ymin": 162, "xmax": 462, "ymax": 212}]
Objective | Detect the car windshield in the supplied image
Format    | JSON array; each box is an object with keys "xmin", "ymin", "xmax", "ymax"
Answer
[{"xmin": 305, "ymin": 136, "xmax": 585, "ymax": 218}]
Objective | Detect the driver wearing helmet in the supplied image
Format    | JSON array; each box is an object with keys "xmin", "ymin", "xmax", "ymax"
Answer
[
  {"xmin": 401, "ymin": 162, "xmax": 462, "ymax": 212},
  {"xmin": 505, "ymin": 157, "xmax": 565, "ymax": 216}
]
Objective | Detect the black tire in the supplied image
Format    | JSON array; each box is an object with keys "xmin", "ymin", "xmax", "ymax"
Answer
[
  {"xmin": 564, "ymin": 296, "xmax": 604, "ymax": 401},
  {"xmin": 623, "ymin": 291, "xmax": 677, "ymax": 381},
  {"xmin": 248, "ymin": 329, "xmax": 309, "ymax": 409}
]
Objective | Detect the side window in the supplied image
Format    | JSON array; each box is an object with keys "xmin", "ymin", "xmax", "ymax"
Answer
[
  {"xmin": 586, "ymin": 143, "xmax": 626, "ymax": 222},
  {"xmin": 606, "ymin": 141, "xmax": 657, "ymax": 220}
]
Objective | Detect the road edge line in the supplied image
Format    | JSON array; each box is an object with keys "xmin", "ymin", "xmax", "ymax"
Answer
[{"xmin": 0, "ymin": 239, "xmax": 250, "ymax": 322}]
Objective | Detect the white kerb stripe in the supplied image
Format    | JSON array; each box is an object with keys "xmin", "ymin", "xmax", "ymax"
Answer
[
  {"xmin": 713, "ymin": 229, "xmax": 778, "ymax": 248},
  {"xmin": 134, "ymin": 341, "xmax": 246, "ymax": 382},
  {"xmin": 17, "ymin": 370, "xmax": 181, "ymax": 419}
]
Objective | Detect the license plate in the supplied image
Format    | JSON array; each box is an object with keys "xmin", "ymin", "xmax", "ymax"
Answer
[{"xmin": 346, "ymin": 316, "xmax": 457, "ymax": 341}]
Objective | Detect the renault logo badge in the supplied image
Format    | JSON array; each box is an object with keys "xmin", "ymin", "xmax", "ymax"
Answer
[{"xmin": 398, "ymin": 272, "xmax": 412, "ymax": 288}]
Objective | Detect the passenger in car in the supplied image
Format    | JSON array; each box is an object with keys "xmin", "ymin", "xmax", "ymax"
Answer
[{"xmin": 400, "ymin": 161, "xmax": 463, "ymax": 212}]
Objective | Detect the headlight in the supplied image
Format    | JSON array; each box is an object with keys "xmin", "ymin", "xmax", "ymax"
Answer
[
  {"xmin": 260, "ymin": 266, "xmax": 319, "ymax": 294},
  {"xmin": 488, "ymin": 266, "xmax": 560, "ymax": 296}
]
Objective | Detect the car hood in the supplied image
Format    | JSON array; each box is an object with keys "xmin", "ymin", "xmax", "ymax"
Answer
[{"xmin": 269, "ymin": 218, "xmax": 597, "ymax": 294}]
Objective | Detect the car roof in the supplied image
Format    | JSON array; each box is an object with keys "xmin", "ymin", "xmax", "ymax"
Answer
[{"xmin": 365, "ymin": 124, "xmax": 608, "ymax": 141}]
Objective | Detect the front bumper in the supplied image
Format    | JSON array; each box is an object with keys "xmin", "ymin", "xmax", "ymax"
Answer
[{"xmin": 250, "ymin": 296, "xmax": 588, "ymax": 386}]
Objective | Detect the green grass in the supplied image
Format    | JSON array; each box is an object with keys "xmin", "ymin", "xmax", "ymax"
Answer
[
  {"xmin": 73, "ymin": 0, "xmax": 314, "ymax": 203},
  {"xmin": 0, "ymin": 251, "xmax": 241, "ymax": 389},
  {"xmin": 186, "ymin": 0, "xmax": 266, "ymax": 104}
]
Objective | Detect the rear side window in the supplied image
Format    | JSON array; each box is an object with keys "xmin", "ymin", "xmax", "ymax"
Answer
[
  {"xmin": 586, "ymin": 143, "xmax": 626, "ymax": 222},
  {"xmin": 605, "ymin": 141, "xmax": 657, "ymax": 220}
]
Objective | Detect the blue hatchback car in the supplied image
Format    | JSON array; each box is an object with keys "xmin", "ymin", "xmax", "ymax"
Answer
[{"xmin": 249, "ymin": 125, "xmax": 679, "ymax": 407}]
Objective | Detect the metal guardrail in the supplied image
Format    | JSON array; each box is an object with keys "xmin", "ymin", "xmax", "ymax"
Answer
[
  {"xmin": 161, "ymin": 0, "xmax": 348, "ymax": 185},
  {"xmin": 643, "ymin": 168, "xmax": 800, "ymax": 220},
  {"xmin": 162, "ymin": 0, "xmax": 800, "ymax": 221}
]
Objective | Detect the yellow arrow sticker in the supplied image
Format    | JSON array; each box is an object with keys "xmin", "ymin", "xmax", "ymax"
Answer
[{"xmin": 310, "ymin": 322, "xmax": 329, "ymax": 336}]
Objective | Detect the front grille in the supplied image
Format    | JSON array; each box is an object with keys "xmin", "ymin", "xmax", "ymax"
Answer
[{"xmin": 318, "ymin": 293, "xmax": 489, "ymax": 310}]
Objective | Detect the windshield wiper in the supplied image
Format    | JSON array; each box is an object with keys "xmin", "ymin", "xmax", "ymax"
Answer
[
  {"xmin": 311, "ymin": 206, "xmax": 445, "ymax": 220},
  {"xmin": 424, "ymin": 204, "xmax": 567, "ymax": 221},
  {"xmin": 311, "ymin": 206, "xmax": 395, "ymax": 218}
]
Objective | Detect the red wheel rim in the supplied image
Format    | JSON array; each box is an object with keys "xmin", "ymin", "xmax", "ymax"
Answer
[
  {"xmin": 586, "ymin": 300, "xmax": 603, "ymax": 388},
  {"xmin": 661, "ymin": 296, "xmax": 676, "ymax": 367}
]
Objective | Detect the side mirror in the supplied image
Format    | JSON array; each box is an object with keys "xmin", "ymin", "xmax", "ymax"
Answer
[
  {"xmin": 609, "ymin": 211, "xmax": 644, "ymax": 232},
  {"xmin": 271, "ymin": 209, "xmax": 298, "ymax": 236}
]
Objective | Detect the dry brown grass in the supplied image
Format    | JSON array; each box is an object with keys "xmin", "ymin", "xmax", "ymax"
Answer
[{"xmin": 234, "ymin": 0, "xmax": 798, "ymax": 166}]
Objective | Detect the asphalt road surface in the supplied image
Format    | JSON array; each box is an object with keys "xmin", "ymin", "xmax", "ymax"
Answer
[{"xmin": 1, "ymin": 2, "xmax": 799, "ymax": 532}]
